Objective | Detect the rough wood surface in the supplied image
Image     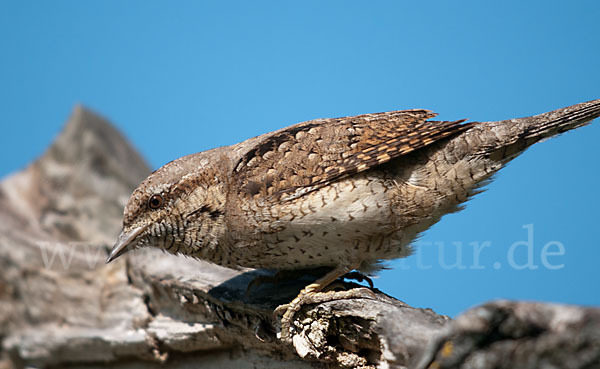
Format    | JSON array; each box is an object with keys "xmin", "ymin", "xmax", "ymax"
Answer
[
  {"xmin": 414, "ymin": 301, "xmax": 600, "ymax": 369},
  {"xmin": 1, "ymin": 106, "xmax": 598, "ymax": 368}
]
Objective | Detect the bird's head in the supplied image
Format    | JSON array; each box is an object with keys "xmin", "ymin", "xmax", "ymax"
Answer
[{"xmin": 106, "ymin": 153, "xmax": 227, "ymax": 263}]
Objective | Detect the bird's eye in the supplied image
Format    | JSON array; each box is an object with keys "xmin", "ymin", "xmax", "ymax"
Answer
[{"xmin": 148, "ymin": 194, "xmax": 164, "ymax": 210}]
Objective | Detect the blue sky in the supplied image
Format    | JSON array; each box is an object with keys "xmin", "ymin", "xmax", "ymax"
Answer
[{"xmin": 1, "ymin": 1, "xmax": 599, "ymax": 317}]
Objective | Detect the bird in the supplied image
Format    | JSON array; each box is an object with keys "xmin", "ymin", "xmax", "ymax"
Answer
[{"xmin": 106, "ymin": 99, "xmax": 600, "ymax": 341}]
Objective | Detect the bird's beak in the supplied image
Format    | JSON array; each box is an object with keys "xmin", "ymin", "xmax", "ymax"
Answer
[{"xmin": 106, "ymin": 225, "xmax": 147, "ymax": 263}]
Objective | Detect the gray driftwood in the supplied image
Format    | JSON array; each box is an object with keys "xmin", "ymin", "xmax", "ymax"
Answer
[{"xmin": 0, "ymin": 107, "xmax": 598, "ymax": 369}]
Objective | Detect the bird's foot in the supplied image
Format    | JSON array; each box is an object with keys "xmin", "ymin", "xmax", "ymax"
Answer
[
  {"xmin": 342, "ymin": 270, "xmax": 374, "ymax": 289},
  {"xmin": 275, "ymin": 285, "xmax": 376, "ymax": 342}
]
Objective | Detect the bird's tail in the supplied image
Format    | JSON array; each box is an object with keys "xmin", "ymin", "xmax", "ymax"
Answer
[
  {"xmin": 468, "ymin": 98, "xmax": 600, "ymax": 164},
  {"xmin": 426, "ymin": 99, "xmax": 600, "ymax": 193}
]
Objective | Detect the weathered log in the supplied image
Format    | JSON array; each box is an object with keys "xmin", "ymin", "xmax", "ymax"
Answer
[{"xmin": 414, "ymin": 301, "xmax": 600, "ymax": 369}]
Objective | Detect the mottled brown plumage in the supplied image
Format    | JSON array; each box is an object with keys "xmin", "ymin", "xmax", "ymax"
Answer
[
  {"xmin": 234, "ymin": 110, "xmax": 470, "ymax": 200},
  {"xmin": 107, "ymin": 99, "xmax": 600, "ymax": 341}
]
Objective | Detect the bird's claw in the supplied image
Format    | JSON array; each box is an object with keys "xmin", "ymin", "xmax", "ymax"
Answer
[
  {"xmin": 342, "ymin": 270, "xmax": 375, "ymax": 289},
  {"xmin": 275, "ymin": 287, "xmax": 378, "ymax": 342}
]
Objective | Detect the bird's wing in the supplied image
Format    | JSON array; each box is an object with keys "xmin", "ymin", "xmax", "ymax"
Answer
[{"xmin": 233, "ymin": 109, "xmax": 472, "ymax": 201}]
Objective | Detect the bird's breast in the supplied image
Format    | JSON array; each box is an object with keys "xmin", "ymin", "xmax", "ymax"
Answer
[{"xmin": 228, "ymin": 170, "xmax": 414, "ymax": 270}]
